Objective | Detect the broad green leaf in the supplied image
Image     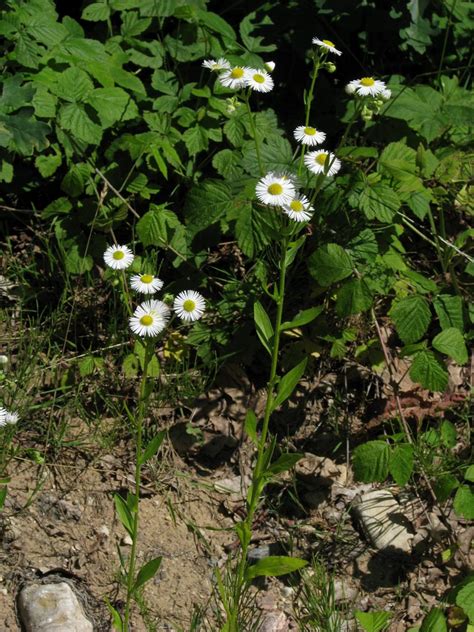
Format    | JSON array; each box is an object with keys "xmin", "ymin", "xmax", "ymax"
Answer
[
  {"xmin": 465, "ymin": 465, "xmax": 474, "ymax": 483},
  {"xmin": 281, "ymin": 306, "xmax": 324, "ymax": 330},
  {"xmin": 196, "ymin": 9, "xmax": 236, "ymax": 40},
  {"xmin": 355, "ymin": 611, "xmax": 392, "ymax": 632},
  {"xmin": 121, "ymin": 11, "xmax": 152, "ymax": 36},
  {"xmin": 239, "ymin": 11, "xmax": 276, "ymax": 54},
  {"xmin": 389, "ymin": 444, "xmax": 414, "ymax": 486},
  {"xmin": 254, "ymin": 301, "xmax": 273, "ymax": 356},
  {"xmin": 457, "ymin": 580, "xmax": 474, "ymax": 623},
  {"xmin": 122, "ymin": 354, "xmax": 139, "ymax": 378},
  {"xmin": 432, "ymin": 327, "xmax": 468, "ymax": 364},
  {"xmin": 82, "ymin": 2, "xmax": 111, "ymax": 21},
  {"xmin": 407, "ymin": 190, "xmax": 432, "ymax": 220},
  {"xmin": 183, "ymin": 126, "xmax": 208, "ymax": 156},
  {"xmin": 184, "ymin": 180, "xmax": 233, "ymax": 236},
  {"xmin": 64, "ymin": 244, "xmax": 93, "ymax": 275},
  {"xmin": 433, "ymin": 474, "xmax": 459, "ymax": 503},
  {"xmin": 140, "ymin": 431, "xmax": 166, "ymax": 464},
  {"xmin": 224, "ymin": 116, "xmax": 245, "ymax": 147},
  {"xmin": 419, "ymin": 608, "xmax": 447, "ymax": 632},
  {"xmin": 390, "ymin": 295, "xmax": 431, "ymax": 344},
  {"xmin": 244, "ymin": 410, "xmax": 258, "ymax": 445},
  {"xmin": 266, "ymin": 452, "xmax": 303, "ymax": 476},
  {"xmin": 59, "ymin": 102, "xmax": 102, "ymax": 144},
  {"xmin": 133, "ymin": 340, "xmax": 160, "ymax": 377},
  {"xmin": 383, "ymin": 86, "xmax": 445, "ymax": 143},
  {"xmin": 358, "ymin": 182, "xmax": 400, "ymax": 223},
  {"xmin": 61, "ymin": 165, "xmax": 84, "ymax": 197},
  {"xmin": 410, "ymin": 351, "xmax": 448, "ymax": 391},
  {"xmin": 434, "ymin": 294, "xmax": 464, "ymax": 331},
  {"xmin": 88, "ymin": 88, "xmax": 138, "ymax": 127},
  {"xmin": 114, "ymin": 494, "xmax": 133, "ymax": 535},
  {"xmin": 272, "ymin": 359, "xmax": 307, "ymax": 409},
  {"xmin": 353, "ymin": 440, "xmax": 390, "ymax": 483},
  {"xmin": 136, "ymin": 207, "xmax": 181, "ymax": 248},
  {"xmin": 440, "ymin": 420, "xmax": 457, "ymax": 448},
  {"xmin": 241, "ymin": 136, "xmax": 292, "ymax": 174},
  {"xmin": 348, "ymin": 229, "xmax": 378, "ymax": 263},
  {"xmin": 35, "ymin": 152, "xmax": 61, "ymax": 177},
  {"xmin": 53, "ymin": 67, "xmax": 94, "ymax": 103},
  {"xmin": 134, "ymin": 557, "xmax": 162, "ymax": 591},
  {"xmin": 78, "ymin": 356, "xmax": 96, "ymax": 377},
  {"xmin": 0, "ymin": 76, "xmax": 34, "ymax": 113},
  {"xmin": 336, "ymin": 279, "xmax": 373, "ymax": 316},
  {"xmin": 244, "ymin": 556, "xmax": 307, "ymax": 581},
  {"xmin": 307, "ymin": 243, "xmax": 353, "ymax": 286},
  {"xmin": 212, "ymin": 149, "xmax": 242, "ymax": 179},
  {"xmin": 453, "ymin": 485, "xmax": 474, "ymax": 520},
  {"xmin": 41, "ymin": 197, "xmax": 72, "ymax": 219},
  {"xmin": 0, "ymin": 111, "xmax": 50, "ymax": 155},
  {"xmin": 234, "ymin": 202, "xmax": 275, "ymax": 258}
]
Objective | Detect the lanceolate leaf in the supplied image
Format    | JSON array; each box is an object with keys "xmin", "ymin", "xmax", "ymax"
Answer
[
  {"xmin": 244, "ymin": 410, "xmax": 258, "ymax": 445},
  {"xmin": 253, "ymin": 301, "xmax": 273, "ymax": 356},
  {"xmin": 265, "ymin": 452, "xmax": 303, "ymax": 476},
  {"xmin": 140, "ymin": 431, "xmax": 166, "ymax": 464},
  {"xmin": 281, "ymin": 306, "xmax": 323, "ymax": 330},
  {"xmin": 244, "ymin": 556, "xmax": 307, "ymax": 581},
  {"xmin": 114, "ymin": 494, "xmax": 133, "ymax": 536},
  {"xmin": 134, "ymin": 557, "xmax": 162, "ymax": 591},
  {"xmin": 272, "ymin": 358, "xmax": 307, "ymax": 410}
]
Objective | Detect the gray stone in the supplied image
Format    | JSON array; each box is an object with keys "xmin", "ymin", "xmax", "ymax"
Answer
[
  {"xmin": 353, "ymin": 490, "xmax": 413, "ymax": 553},
  {"xmin": 18, "ymin": 582, "xmax": 93, "ymax": 632}
]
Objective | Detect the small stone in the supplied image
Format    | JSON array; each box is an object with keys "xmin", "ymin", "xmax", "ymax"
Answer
[
  {"xmin": 260, "ymin": 611, "xmax": 288, "ymax": 632},
  {"xmin": 214, "ymin": 476, "xmax": 242, "ymax": 495},
  {"xmin": 97, "ymin": 525, "xmax": 110, "ymax": 538},
  {"xmin": 18, "ymin": 582, "xmax": 93, "ymax": 632},
  {"xmin": 120, "ymin": 534, "xmax": 133, "ymax": 546},
  {"xmin": 353, "ymin": 489, "xmax": 413, "ymax": 553},
  {"xmin": 333, "ymin": 579, "xmax": 359, "ymax": 603}
]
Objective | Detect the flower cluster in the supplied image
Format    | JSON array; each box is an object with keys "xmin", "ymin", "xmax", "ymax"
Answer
[
  {"xmin": 345, "ymin": 76, "xmax": 391, "ymax": 121},
  {"xmin": 202, "ymin": 58, "xmax": 275, "ymax": 93},
  {"xmin": 0, "ymin": 407, "xmax": 19, "ymax": 428},
  {"xmin": 255, "ymin": 173, "xmax": 314, "ymax": 222},
  {"xmin": 103, "ymin": 246, "xmax": 206, "ymax": 336}
]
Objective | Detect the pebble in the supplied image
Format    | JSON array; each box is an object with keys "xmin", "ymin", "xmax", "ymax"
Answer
[
  {"xmin": 353, "ymin": 490, "xmax": 413, "ymax": 553},
  {"xmin": 120, "ymin": 534, "xmax": 133, "ymax": 546},
  {"xmin": 18, "ymin": 582, "xmax": 93, "ymax": 632}
]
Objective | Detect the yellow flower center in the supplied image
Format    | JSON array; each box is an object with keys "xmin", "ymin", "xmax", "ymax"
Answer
[
  {"xmin": 183, "ymin": 300, "xmax": 195, "ymax": 312},
  {"xmin": 231, "ymin": 68, "xmax": 244, "ymax": 79},
  {"xmin": 290, "ymin": 200, "xmax": 304, "ymax": 212},
  {"xmin": 140, "ymin": 315, "xmax": 153, "ymax": 326},
  {"xmin": 140, "ymin": 274, "xmax": 153, "ymax": 284},
  {"xmin": 360, "ymin": 77, "xmax": 375, "ymax": 86},
  {"xmin": 268, "ymin": 183, "xmax": 283, "ymax": 195},
  {"xmin": 112, "ymin": 251, "xmax": 125, "ymax": 260},
  {"xmin": 322, "ymin": 39, "xmax": 335, "ymax": 48},
  {"xmin": 315, "ymin": 153, "xmax": 328, "ymax": 166},
  {"xmin": 253, "ymin": 73, "xmax": 265, "ymax": 83},
  {"xmin": 304, "ymin": 126, "xmax": 316, "ymax": 135}
]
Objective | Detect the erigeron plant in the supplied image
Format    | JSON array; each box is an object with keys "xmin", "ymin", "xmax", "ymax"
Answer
[
  {"xmin": 0, "ymin": 404, "xmax": 19, "ymax": 510},
  {"xmin": 102, "ymin": 244, "xmax": 205, "ymax": 631},
  {"xmin": 203, "ymin": 37, "xmax": 391, "ymax": 630}
]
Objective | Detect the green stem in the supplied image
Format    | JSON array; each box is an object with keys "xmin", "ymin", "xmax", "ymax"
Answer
[
  {"xmin": 228, "ymin": 236, "xmax": 289, "ymax": 631},
  {"xmin": 123, "ymin": 340, "xmax": 153, "ymax": 630},
  {"xmin": 298, "ymin": 58, "xmax": 320, "ymax": 177},
  {"xmin": 245, "ymin": 92, "xmax": 264, "ymax": 176},
  {"xmin": 119, "ymin": 271, "xmax": 133, "ymax": 317}
]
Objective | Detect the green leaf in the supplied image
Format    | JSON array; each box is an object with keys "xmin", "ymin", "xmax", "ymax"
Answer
[
  {"xmin": 241, "ymin": 136, "xmax": 293, "ymax": 174},
  {"xmin": 266, "ymin": 452, "xmax": 303, "ymax": 476},
  {"xmin": 358, "ymin": 182, "xmax": 401, "ymax": 223},
  {"xmin": 234, "ymin": 203, "xmax": 277, "ymax": 259},
  {"xmin": 244, "ymin": 410, "xmax": 258, "ymax": 445},
  {"xmin": 419, "ymin": 608, "xmax": 447, "ymax": 632},
  {"xmin": 134, "ymin": 557, "xmax": 162, "ymax": 591},
  {"xmin": 78, "ymin": 355, "xmax": 96, "ymax": 377},
  {"xmin": 114, "ymin": 494, "xmax": 133, "ymax": 535},
  {"xmin": 407, "ymin": 190, "xmax": 432, "ymax": 220},
  {"xmin": 453, "ymin": 485, "xmax": 474, "ymax": 520},
  {"xmin": 353, "ymin": 440, "xmax": 390, "ymax": 483},
  {"xmin": 122, "ymin": 353, "xmax": 139, "ymax": 378},
  {"xmin": 253, "ymin": 301, "xmax": 273, "ymax": 356},
  {"xmin": 88, "ymin": 88, "xmax": 138, "ymax": 127},
  {"xmin": 64, "ymin": 244, "xmax": 93, "ymax": 274},
  {"xmin": 196, "ymin": 9, "xmax": 236, "ymax": 40},
  {"xmin": 308, "ymin": 243, "xmax": 353, "ymax": 286},
  {"xmin": 390, "ymin": 295, "xmax": 431, "ymax": 344},
  {"xmin": 183, "ymin": 126, "xmax": 208, "ymax": 156},
  {"xmin": 61, "ymin": 165, "xmax": 84, "ymax": 197},
  {"xmin": 0, "ymin": 111, "xmax": 50, "ymax": 156},
  {"xmin": 53, "ymin": 67, "xmax": 94, "ymax": 103},
  {"xmin": 0, "ymin": 486, "xmax": 8, "ymax": 510},
  {"xmin": 440, "ymin": 420, "xmax": 457, "ymax": 448},
  {"xmin": 272, "ymin": 359, "xmax": 307, "ymax": 409},
  {"xmin": 35, "ymin": 152, "xmax": 61, "ymax": 177},
  {"xmin": 244, "ymin": 556, "xmax": 307, "ymax": 581},
  {"xmin": 389, "ymin": 444, "xmax": 414, "ymax": 486},
  {"xmin": 41, "ymin": 197, "xmax": 72, "ymax": 219},
  {"xmin": 184, "ymin": 180, "xmax": 233, "ymax": 237},
  {"xmin": 59, "ymin": 102, "xmax": 102, "ymax": 144},
  {"xmin": 433, "ymin": 474, "xmax": 459, "ymax": 503},
  {"xmin": 410, "ymin": 351, "xmax": 448, "ymax": 391},
  {"xmin": 105, "ymin": 598, "xmax": 123, "ymax": 631},
  {"xmin": 82, "ymin": 2, "xmax": 111, "ymax": 21},
  {"xmin": 336, "ymin": 279, "xmax": 373, "ymax": 316},
  {"xmin": 355, "ymin": 611, "xmax": 392, "ymax": 632},
  {"xmin": 32, "ymin": 86, "xmax": 57, "ymax": 118},
  {"xmin": 136, "ymin": 207, "xmax": 174, "ymax": 248},
  {"xmin": 224, "ymin": 117, "xmax": 245, "ymax": 147},
  {"xmin": 212, "ymin": 149, "xmax": 242, "ymax": 179},
  {"xmin": 348, "ymin": 228, "xmax": 378, "ymax": 263},
  {"xmin": 465, "ymin": 465, "xmax": 474, "ymax": 483},
  {"xmin": 432, "ymin": 327, "xmax": 468, "ymax": 365},
  {"xmin": 140, "ymin": 431, "xmax": 166, "ymax": 464},
  {"xmin": 433, "ymin": 294, "xmax": 464, "ymax": 331},
  {"xmin": 456, "ymin": 579, "xmax": 474, "ymax": 623},
  {"xmin": 281, "ymin": 306, "xmax": 324, "ymax": 330}
]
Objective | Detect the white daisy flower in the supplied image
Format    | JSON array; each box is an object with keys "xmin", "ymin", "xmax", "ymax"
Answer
[
  {"xmin": 202, "ymin": 58, "xmax": 231, "ymax": 72},
  {"xmin": 348, "ymin": 77, "xmax": 387, "ymax": 97},
  {"xmin": 103, "ymin": 245, "xmax": 134, "ymax": 270},
  {"xmin": 173, "ymin": 291, "xmax": 206, "ymax": 322},
  {"xmin": 283, "ymin": 195, "xmax": 314, "ymax": 222},
  {"xmin": 312, "ymin": 37, "xmax": 342, "ymax": 56},
  {"xmin": 0, "ymin": 408, "xmax": 6, "ymax": 428},
  {"xmin": 130, "ymin": 273, "xmax": 164, "ymax": 295},
  {"xmin": 264, "ymin": 61, "xmax": 276, "ymax": 72},
  {"xmin": 129, "ymin": 300, "xmax": 169, "ymax": 337},
  {"xmin": 293, "ymin": 125, "xmax": 326, "ymax": 146},
  {"xmin": 304, "ymin": 150, "xmax": 341, "ymax": 176},
  {"xmin": 256, "ymin": 172, "xmax": 296, "ymax": 206},
  {"xmin": 219, "ymin": 67, "xmax": 247, "ymax": 90},
  {"xmin": 5, "ymin": 411, "xmax": 19, "ymax": 425},
  {"xmin": 381, "ymin": 88, "xmax": 392, "ymax": 101},
  {"xmin": 244, "ymin": 68, "xmax": 274, "ymax": 93}
]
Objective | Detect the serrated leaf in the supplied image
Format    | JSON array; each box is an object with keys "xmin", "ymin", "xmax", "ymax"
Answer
[
  {"xmin": 88, "ymin": 88, "xmax": 138, "ymax": 127},
  {"xmin": 336, "ymin": 279, "xmax": 373, "ymax": 316},
  {"xmin": 353, "ymin": 440, "xmax": 390, "ymax": 483},
  {"xmin": 244, "ymin": 556, "xmax": 307, "ymax": 581},
  {"xmin": 433, "ymin": 294, "xmax": 464, "ymax": 331},
  {"xmin": 355, "ymin": 611, "xmax": 392, "ymax": 632},
  {"xmin": 432, "ymin": 327, "xmax": 468, "ymax": 364},
  {"xmin": 0, "ymin": 111, "xmax": 50, "ymax": 155},
  {"xmin": 212, "ymin": 149, "xmax": 242, "ymax": 179},
  {"xmin": 390, "ymin": 295, "xmax": 431, "ymax": 344},
  {"xmin": 358, "ymin": 182, "xmax": 400, "ymax": 223},
  {"xmin": 53, "ymin": 67, "xmax": 94, "ymax": 103},
  {"xmin": 465, "ymin": 465, "xmax": 474, "ymax": 483},
  {"xmin": 134, "ymin": 557, "xmax": 162, "ymax": 591},
  {"xmin": 35, "ymin": 152, "xmax": 61, "ymax": 177},
  {"xmin": 440, "ymin": 420, "xmax": 457, "ymax": 448},
  {"xmin": 389, "ymin": 444, "xmax": 414, "ymax": 486},
  {"xmin": 410, "ymin": 350, "xmax": 448, "ymax": 391},
  {"xmin": 453, "ymin": 485, "xmax": 474, "ymax": 520},
  {"xmin": 272, "ymin": 359, "xmax": 307, "ymax": 409},
  {"xmin": 78, "ymin": 355, "xmax": 96, "ymax": 377},
  {"xmin": 82, "ymin": 2, "xmax": 111, "ymax": 21},
  {"xmin": 456, "ymin": 580, "xmax": 474, "ymax": 623},
  {"xmin": 307, "ymin": 243, "xmax": 353, "ymax": 286},
  {"xmin": 224, "ymin": 116, "xmax": 245, "ymax": 147},
  {"xmin": 420, "ymin": 608, "xmax": 447, "ymax": 632},
  {"xmin": 184, "ymin": 180, "xmax": 233, "ymax": 237},
  {"xmin": 241, "ymin": 135, "xmax": 293, "ymax": 175},
  {"xmin": 183, "ymin": 126, "xmax": 208, "ymax": 156},
  {"xmin": 433, "ymin": 474, "xmax": 459, "ymax": 503},
  {"xmin": 122, "ymin": 353, "xmax": 139, "ymax": 378},
  {"xmin": 254, "ymin": 301, "xmax": 273, "ymax": 356},
  {"xmin": 59, "ymin": 102, "xmax": 102, "ymax": 144},
  {"xmin": 136, "ymin": 207, "xmax": 172, "ymax": 247}
]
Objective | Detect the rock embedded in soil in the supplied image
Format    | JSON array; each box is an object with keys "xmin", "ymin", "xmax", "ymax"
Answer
[
  {"xmin": 18, "ymin": 581, "xmax": 93, "ymax": 632},
  {"xmin": 353, "ymin": 489, "xmax": 413, "ymax": 553}
]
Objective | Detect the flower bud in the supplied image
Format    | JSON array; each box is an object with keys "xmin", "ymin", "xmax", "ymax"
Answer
[
  {"xmin": 325, "ymin": 61, "xmax": 336, "ymax": 73},
  {"xmin": 345, "ymin": 82, "xmax": 356, "ymax": 95},
  {"xmin": 381, "ymin": 88, "xmax": 392, "ymax": 101},
  {"xmin": 0, "ymin": 355, "xmax": 8, "ymax": 367},
  {"xmin": 264, "ymin": 61, "xmax": 276, "ymax": 72},
  {"xmin": 361, "ymin": 105, "xmax": 373, "ymax": 121}
]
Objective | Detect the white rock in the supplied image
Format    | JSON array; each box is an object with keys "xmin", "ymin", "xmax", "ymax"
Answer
[
  {"xmin": 18, "ymin": 582, "xmax": 93, "ymax": 632},
  {"xmin": 353, "ymin": 489, "xmax": 413, "ymax": 552},
  {"xmin": 120, "ymin": 534, "xmax": 133, "ymax": 546}
]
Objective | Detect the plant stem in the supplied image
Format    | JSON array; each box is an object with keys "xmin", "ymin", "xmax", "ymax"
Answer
[
  {"xmin": 245, "ymin": 92, "xmax": 264, "ymax": 176},
  {"xmin": 228, "ymin": 236, "xmax": 289, "ymax": 630},
  {"xmin": 298, "ymin": 58, "xmax": 319, "ymax": 177},
  {"xmin": 123, "ymin": 340, "xmax": 153, "ymax": 630}
]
